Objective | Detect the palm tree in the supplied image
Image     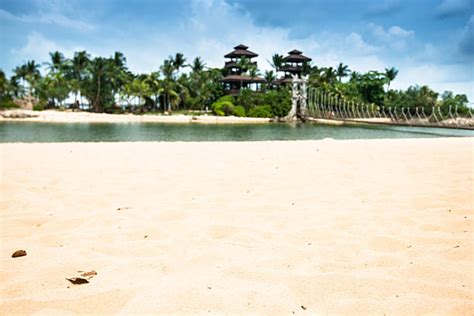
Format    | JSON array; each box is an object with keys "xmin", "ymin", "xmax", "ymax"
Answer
[
  {"xmin": 89, "ymin": 57, "xmax": 108, "ymax": 112},
  {"xmin": 302, "ymin": 61, "xmax": 312, "ymax": 76},
  {"xmin": 264, "ymin": 70, "xmax": 276, "ymax": 90},
  {"xmin": 323, "ymin": 67, "xmax": 337, "ymax": 84},
  {"xmin": 249, "ymin": 67, "xmax": 260, "ymax": 79},
  {"xmin": 191, "ymin": 57, "xmax": 205, "ymax": 73},
  {"xmin": 172, "ymin": 53, "xmax": 187, "ymax": 77},
  {"xmin": 160, "ymin": 59, "xmax": 177, "ymax": 111},
  {"xmin": 45, "ymin": 51, "xmax": 66, "ymax": 74},
  {"xmin": 144, "ymin": 71, "xmax": 161, "ymax": 110},
  {"xmin": 385, "ymin": 67, "xmax": 398, "ymax": 90},
  {"xmin": 350, "ymin": 71, "xmax": 361, "ymax": 81},
  {"xmin": 268, "ymin": 54, "xmax": 284, "ymax": 73},
  {"xmin": 109, "ymin": 51, "xmax": 128, "ymax": 105},
  {"xmin": 70, "ymin": 51, "xmax": 90, "ymax": 107},
  {"xmin": 13, "ymin": 65, "xmax": 27, "ymax": 96},
  {"xmin": 336, "ymin": 63, "xmax": 350, "ymax": 82},
  {"xmin": 9, "ymin": 76, "xmax": 22, "ymax": 98},
  {"xmin": 24, "ymin": 60, "xmax": 41, "ymax": 100},
  {"xmin": 238, "ymin": 57, "xmax": 251, "ymax": 74}
]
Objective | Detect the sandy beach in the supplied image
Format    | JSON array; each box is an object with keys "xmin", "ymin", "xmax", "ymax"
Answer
[
  {"xmin": 0, "ymin": 110, "xmax": 271, "ymax": 124},
  {"xmin": 0, "ymin": 138, "xmax": 473, "ymax": 314}
]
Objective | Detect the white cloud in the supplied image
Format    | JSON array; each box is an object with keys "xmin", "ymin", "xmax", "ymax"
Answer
[
  {"xmin": 8, "ymin": 0, "xmax": 473, "ymax": 101},
  {"xmin": 345, "ymin": 33, "xmax": 380, "ymax": 54},
  {"xmin": 392, "ymin": 63, "xmax": 474, "ymax": 101},
  {"xmin": 388, "ymin": 26, "xmax": 414, "ymax": 38},
  {"xmin": 11, "ymin": 32, "xmax": 86, "ymax": 73},
  {"xmin": 369, "ymin": 23, "xmax": 414, "ymax": 50}
]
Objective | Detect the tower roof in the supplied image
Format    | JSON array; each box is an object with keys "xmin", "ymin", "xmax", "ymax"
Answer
[
  {"xmin": 224, "ymin": 44, "xmax": 258, "ymax": 58},
  {"xmin": 283, "ymin": 49, "xmax": 312, "ymax": 62}
]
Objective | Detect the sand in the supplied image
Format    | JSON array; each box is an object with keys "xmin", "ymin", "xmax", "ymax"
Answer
[
  {"xmin": 0, "ymin": 110, "xmax": 271, "ymax": 124},
  {"xmin": 0, "ymin": 138, "xmax": 473, "ymax": 314}
]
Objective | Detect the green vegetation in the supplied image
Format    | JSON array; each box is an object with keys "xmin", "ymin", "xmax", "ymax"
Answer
[
  {"xmin": 209, "ymin": 88, "xmax": 291, "ymax": 118},
  {"xmin": 0, "ymin": 50, "xmax": 470, "ymax": 116},
  {"xmin": 305, "ymin": 63, "xmax": 469, "ymax": 114}
]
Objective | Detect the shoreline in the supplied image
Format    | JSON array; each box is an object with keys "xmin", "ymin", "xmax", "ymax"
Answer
[{"xmin": 0, "ymin": 109, "xmax": 272, "ymax": 124}]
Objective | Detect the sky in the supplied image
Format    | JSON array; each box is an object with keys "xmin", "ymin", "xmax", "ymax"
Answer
[{"xmin": 0, "ymin": 0, "xmax": 473, "ymax": 101}]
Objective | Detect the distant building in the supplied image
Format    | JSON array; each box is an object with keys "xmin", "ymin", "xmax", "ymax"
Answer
[
  {"xmin": 221, "ymin": 44, "xmax": 265, "ymax": 95},
  {"xmin": 278, "ymin": 49, "xmax": 312, "ymax": 84}
]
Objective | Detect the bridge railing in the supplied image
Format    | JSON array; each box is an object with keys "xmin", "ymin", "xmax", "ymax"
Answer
[{"xmin": 306, "ymin": 88, "xmax": 474, "ymax": 129}]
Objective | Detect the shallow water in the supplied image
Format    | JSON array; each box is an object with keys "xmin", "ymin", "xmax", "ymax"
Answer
[{"xmin": 0, "ymin": 121, "xmax": 472, "ymax": 142}]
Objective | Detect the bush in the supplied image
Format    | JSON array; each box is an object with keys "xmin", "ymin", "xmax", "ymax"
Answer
[
  {"xmin": 211, "ymin": 100, "xmax": 230, "ymax": 116},
  {"xmin": 235, "ymin": 89, "xmax": 268, "ymax": 111},
  {"xmin": 217, "ymin": 95, "xmax": 234, "ymax": 103},
  {"xmin": 210, "ymin": 95, "xmax": 247, "ymax": 117},
  {"xmin": 267, "ymin": 89, "xmax": 291, "ymax": 117},
  {"xmin": 33, "ymin": 101, "xmax": 46, "ymax": 111},
  {"xmin": 0, "ymin": 98, "xmax": 19, "ymax": 110},
  {"xmin": 247, "ymin": 104, "xmax": 273, "ymax": 118},
  {"xmin": 232, "ymin": 105, "xmax": 246, "ymax": 117}
]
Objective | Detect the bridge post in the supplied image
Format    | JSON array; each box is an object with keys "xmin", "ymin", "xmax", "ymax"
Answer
[{"xmin": 284, "ymin": 74, "xmax": 309, "ymax": 121}]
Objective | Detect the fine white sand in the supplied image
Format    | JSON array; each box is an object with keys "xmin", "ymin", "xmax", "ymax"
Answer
[
  {"xmin": 0, "ymin": 110, "xmax": 271, "ymax": 124},
  {"xmin": 0, "ymin": 138, "xmax": 473, "ymax": 314}
]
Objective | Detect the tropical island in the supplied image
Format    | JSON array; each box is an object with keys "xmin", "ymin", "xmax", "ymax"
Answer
[
  {"xmin": 1, "ymin": 0, "xmax": 473, "ymax": 313},
  {"xmin": 0, "ymin": 44, "xmax": 470, "ymax": 123}
]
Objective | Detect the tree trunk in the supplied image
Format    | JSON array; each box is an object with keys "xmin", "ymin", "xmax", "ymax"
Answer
[{"xmin": 94, "ymin": 74, "xmax": 101, "ymax": 112}]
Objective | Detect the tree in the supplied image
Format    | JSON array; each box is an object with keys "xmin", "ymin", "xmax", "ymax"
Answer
[
  {"xmin": 144, "ymin": 71, "xmax": 161, "ymax": 110},
  {"xmin": 37, "ymin": 72, "xmax": 70, "ymax": 107},
  {"xmin": 249, "ymin": 67, "xmax": 260, "ymax": 79},
  {"xmin": 69, "ymin": 51, "xmax": 90, "ymax": 107},
  {"xmin": 440, "ymin": 91, "xmax": 469, "ymax": 115},
  {"xmin": 323, "ymin": 67, "xmax": 337, "ymax": 85},
  {"xmin": 172, "ymin": 53, "xmax": 187, "ymax": 77},
  {"xmin": 237, "ymin": 56, "xmax": 252, "ymax": 74},
  {"xmin": 82, "ymin": 57, "xmax": 114, "ymax": 112},
  {"xmin": 109, "ymin": 51, "xmax": 129, "ymax": 105},
  {"xmin": 45, "ymin": 51, "xmax": 66, "ymax": 74},
  {"xmin": 264, "ymin": 70, "xmax": 276, "ymax": 90},
  {"xmin": 268, "ymin": 54, "xmax": 284, "ymax": 73},
  {"xmin": 160, "ymin": 59, "xmax": 178, "ymax": 111},
  {"xmin": 23, "ymin": 60, "xmax": 41, "ymax": 103},
  {"xmin": 384, "ymin": 67, "xmax": 398, "ymax": 90},
  {"xmin": 336, "ymin": 63, "xmax": 350, "ymax": 82},
  {"xmin": 191, "ymin": 57, "xmax": 205, "ymax": 73}
]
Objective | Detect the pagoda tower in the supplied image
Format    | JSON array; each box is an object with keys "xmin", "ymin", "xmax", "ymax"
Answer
[
  {"xmin": 221, "ymin": 44, "xmax": 265, "ymax": 95},
  {"xmin": 278, "ymin": 49, "xmax": 312, "ymax": 84}
]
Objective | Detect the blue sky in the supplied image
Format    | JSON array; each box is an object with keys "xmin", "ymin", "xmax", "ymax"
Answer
[{"xmin": 1, "ymin": 0, "xmax": 473, "ymax": 101}]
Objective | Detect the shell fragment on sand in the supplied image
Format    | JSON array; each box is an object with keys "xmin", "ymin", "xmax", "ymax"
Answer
[
  {"xmin": 11, "ymin": 250, "xmax": 27, "ymax": 258},
  {"xmin": 80, "ymin": 270, "xmax": 97, "ymax": 278},
  {"xmin": 66, "ymin": 277, "xmax": 89, "ymax": 285}
]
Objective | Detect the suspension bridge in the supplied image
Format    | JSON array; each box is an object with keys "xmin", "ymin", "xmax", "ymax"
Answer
[{"xmin": 286, "ymin": 76, "xmax": 474, "ymax": 130}]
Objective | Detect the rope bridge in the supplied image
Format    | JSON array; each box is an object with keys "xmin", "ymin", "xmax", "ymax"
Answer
[{"xmin": 305, "ymin": 88, "xmax": 474, "ymax": 130}]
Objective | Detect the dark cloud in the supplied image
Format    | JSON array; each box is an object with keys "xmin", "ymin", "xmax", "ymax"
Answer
[
  {"xmin": 436, "ymin": 0, "xmax": 473, "ymax": 18},
  {"xmin": 459, "ymin": 16, "xmax": 474, "ymax": 55},
  {"xmin": 365, "ymin": 0, "xmax": 402, "ymax": 17}
]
